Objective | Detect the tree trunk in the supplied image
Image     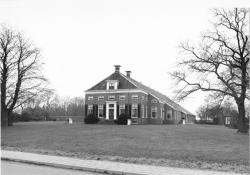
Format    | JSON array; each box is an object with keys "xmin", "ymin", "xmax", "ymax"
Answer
[
  {"xmin": 1, "ymin": 107, "xmax": 9, "ymax": 127},
  {"xmin": 237, "ymin": 102, "xmax": 248, "ymax": 133}
]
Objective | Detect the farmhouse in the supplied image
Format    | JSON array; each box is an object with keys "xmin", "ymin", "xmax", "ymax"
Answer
[{"xmin": 85, "ymin": 65, "xmax": 195, "ymax": 124}]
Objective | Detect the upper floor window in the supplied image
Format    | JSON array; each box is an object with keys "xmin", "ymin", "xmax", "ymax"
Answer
[
  {"xmin": 98, "ymin": 96, "xmax": 104, "ymax": 100},
  {"xmin": 141, "ymin": 96, "xmax": 145, "ymax": 101},
  {"xmin": 108, "ymin": 95, "xmax": 115, "ymax": 100},
  {"xmin": 107, "ymin": 80, "xmax": 118, "ymax": 90},
  {"xmin": 88, "ymin": 96, "xmax": 93, "ymax": 101},
  {"xmin": 131, "ymin": 95, "xmax": 138, "ymax": 100},
  {"xmin": 119, "ymin": 95, "xmax": 125, "ymax": 100},
  {"xmin": 151, "ymin": 99, "xmax": 157, "ymax": 103}
]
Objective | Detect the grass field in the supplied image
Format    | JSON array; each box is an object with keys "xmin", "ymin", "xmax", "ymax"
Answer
[{"xmin": 1, "ymin": 122, "xmax": 249, "ymax": 173}]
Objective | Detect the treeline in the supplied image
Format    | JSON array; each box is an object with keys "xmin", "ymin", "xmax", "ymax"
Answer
[{"xmin": 11, "ymin": 92, "xmax": 85, "ymax": 122}]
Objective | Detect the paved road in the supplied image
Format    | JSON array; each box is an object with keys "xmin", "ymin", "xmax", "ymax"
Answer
[{"xmin": 1, "ymin": 161, "xmax": 102, "ymax": 175}]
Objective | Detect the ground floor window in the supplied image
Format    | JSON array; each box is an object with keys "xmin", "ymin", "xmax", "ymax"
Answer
[
  {"xmin": 119, "ymin": 104, "xmax": 125, "ymax": 115},
  {"xmin": 98, "ymin": 105, "xmax": 104, "ymax": 118},
  {"xmin": 131, "ymin": 104, "xmax": 138, "ymax": 118},
  {"xmin": 141, "ymin": 105, "xmax": 145, "ymax": 118},
  {"xmin": 161, "ymin": 108, "xmax": 164, "ymax": 118},
  {"xmin": 88, "ymin": 105, "xmax": 93, "ymax": 115},
  {"xmin": 151, "ymin": 107, "xmax": 157, "ymax": 118}
]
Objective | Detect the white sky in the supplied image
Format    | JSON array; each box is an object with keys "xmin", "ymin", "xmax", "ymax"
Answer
[{"xmin": 0, "ymin": 0, "xmax": 249, "ymax": 114}]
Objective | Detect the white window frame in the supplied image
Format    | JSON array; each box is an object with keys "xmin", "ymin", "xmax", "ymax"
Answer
[
  {"xmin": 98, "ymin": 105, "xmax": 104, "ymax": 118},
  {"xmin": 98, "ymin": 96, "xmax": 104, "ymax": 101},
  {"xmin": 88, "ymin": 96, "xmax": 93, "ymax": 101},
  {"xmin": 151, "ymin": 107, "xmax": 157, "ymax": 119},
  {"xmin": 132, "ymin": 95, "xmax": 138, "ymax": 100},
  {"xmin": 151, "ymin": 99, "xmax": 157, "ymax": 103},
  {"xmin": 107, "ymin": 80, "xmax": 118, "ymax": 90},
  {"xmin": 119, "ymin": 95, "xmax": 125, "ymax": 100},
  {"xmin": 131, "ymin": 104, "xmax": 138, "ymax": 118},
  {"xmin": 87, "ymin": 105, "xmax": 93, "ymax": 114},
  {"xmin": 141, "ymin": 105, "xmax": 145, "ymax": 118},
  {"xmin": 161, "ymin": 108, "xmax": 164, "ymax": 118},
  {"xmin": 108, "ymin": 95, "xmax": 115, "ymax": 100},
  {"xmin": 119, "ymin": 104, "xmax": 125, "ymax": 115}
]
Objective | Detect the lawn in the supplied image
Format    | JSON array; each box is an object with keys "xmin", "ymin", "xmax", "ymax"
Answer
[{"xmin": 1, "ymin": 122, "xmax": 249, "ymax": 173}]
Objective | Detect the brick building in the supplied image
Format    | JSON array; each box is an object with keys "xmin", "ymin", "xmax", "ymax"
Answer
[{"xmin": 85, "ymin": 65, "xmax": 195, "ymax": 124}]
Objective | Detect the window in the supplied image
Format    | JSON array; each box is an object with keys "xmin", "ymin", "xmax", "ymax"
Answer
[
  {"xmin": 151, "ymin": 107, "xmax": 157, "ymax": 118},
  {"xmin": 151, "ymin": 99, "xmax": 157, "ymax": 103},
  {"xmin": 87, "ymin": 105, "xmax": 93, "ymax": 114},
  {"xmin": 109, "ymin": 104, "xmax": 114, "ymax": 108},
  {"xmin": 141, "ymin": 105, "xmax": 145, "ymax": 118},
  {"xmin": 161, "ymin": 108, "xmax": 164, "ymax": 118},
  {"xmin": 119, "ymin": 104, "xmax": 125, "ymax": 115},
  {"xmin": 132, "ymin": 95, "xmax": 138, "ymax": 100},
  {"xmin": 107, "ymin": 80, "xmax": 118, "ymax": 90},
  {"xmin": 141, "ymin": 96, "xmax": 145, "ymax": 101},
  {"xmin": 108, "ymin": 96, "xmax": 115, "ymax": 100},
  {"xmin": 119, "ymin": 95, "xmax": 125, "ymax": 100},
  {"xmin": 98, "ymin": 105, "xmax": 104, "ymax": 118},
  {"xmin": 131, "ymin": 104, "xmax": 138, "ymax": 118},
  {"xmin": 98, "ymin": 96, "xmax": 104, "ymax": 100},
  {"xmin": 108, "ymin": 82, "xmax": 115, "ymax": 89},
  {"xmin": 88, "ymin": 96, "xmax": 93, "ymax": 101}
]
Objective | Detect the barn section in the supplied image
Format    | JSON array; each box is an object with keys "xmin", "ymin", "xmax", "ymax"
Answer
[{"xmin": 85, "ymin": 65, "xmax": 195, "ymax": 124}]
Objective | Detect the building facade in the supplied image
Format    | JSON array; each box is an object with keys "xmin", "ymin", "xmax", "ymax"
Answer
[{"xmin": 85, "ymin": 65, "xmax": 195, "ymax": 124}]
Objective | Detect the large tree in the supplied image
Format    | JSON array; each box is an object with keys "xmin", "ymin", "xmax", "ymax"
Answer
[
  {"xmin": 1, "ymin": 25, "xmax": 48, "ymax": 126},
  {"xmin": 171, "ymin": 8, "xmax": 249, "ymax": 133}
]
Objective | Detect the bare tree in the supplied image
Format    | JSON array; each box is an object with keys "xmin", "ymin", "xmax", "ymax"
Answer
[
  {"xmin": 171, "ymin": 8, "xmax": 249, "ymax": 133},
  {"xmin": 1, "ymin": 25, "xmax": 48, "ymax": 126}
]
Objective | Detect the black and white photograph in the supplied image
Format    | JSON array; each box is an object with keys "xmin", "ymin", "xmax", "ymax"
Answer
[{"xmin": 0, "ymin": 0, "xmax": 249, "ymax": 175}]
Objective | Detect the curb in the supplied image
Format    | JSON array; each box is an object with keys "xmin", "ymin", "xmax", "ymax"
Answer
[{"xmin": 1, "ymin": 157, "xmax": 144, "ymax": 175}]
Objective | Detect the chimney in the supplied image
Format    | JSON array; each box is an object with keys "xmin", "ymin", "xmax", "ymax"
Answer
[
  {"xmin": 126, "ymin": 71, "xmax": 131, "ymax": 78},
  {"xmin": 114, "ymin": 65, "xmax": 121, "ymax": 73}
]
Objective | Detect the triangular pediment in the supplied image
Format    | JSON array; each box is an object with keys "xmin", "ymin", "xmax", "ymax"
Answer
[{"xmin": 87, "ymin": 72, "xmax": 137, "ymax": 91}]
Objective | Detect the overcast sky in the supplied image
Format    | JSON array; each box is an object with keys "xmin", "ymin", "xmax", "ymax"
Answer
[{"xmin": 0, "ymin": 0, "xmax": 248, "ymax": 114}]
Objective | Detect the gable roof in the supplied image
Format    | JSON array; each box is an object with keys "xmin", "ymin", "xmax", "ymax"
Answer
[
  {"xmin": 87, "ymin": 72, "xmax": 137, "ymax": 91},
  {"xmin": 119, "ymin": 73, "xmax": 195, "ymax": 116}
]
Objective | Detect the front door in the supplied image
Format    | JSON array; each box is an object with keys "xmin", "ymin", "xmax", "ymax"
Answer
[
  {"xmin": 109, "ymin": 108, "xmax": 114, "ymax": 120},
  {"xmin": 106, "ymin": 103, "xmax": 116, "ymax": 120}
]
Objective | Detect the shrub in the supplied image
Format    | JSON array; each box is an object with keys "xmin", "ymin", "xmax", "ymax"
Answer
[
  {"xmin": 114, "ymin": 113, "xmax": 129, "ymax": 125},
  {"xmin": 84, "ymin": 114, "xmax": 99, "ymax": 124}
]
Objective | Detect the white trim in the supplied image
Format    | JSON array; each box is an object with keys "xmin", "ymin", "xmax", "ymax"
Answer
[
  {"xmin": 98, "ymin": 105, "xmax": 104, "ymax": 118},
  {"xmin": 86, "ymin": 89, "xmax": 147, "ymax": 94},
  {"xmin": 106, "ymin": 101, "xmax": 117, "ymax": 120},
  {"xmin": 151, "ymin": 106, "xmax": 157, "ymax": 119}
]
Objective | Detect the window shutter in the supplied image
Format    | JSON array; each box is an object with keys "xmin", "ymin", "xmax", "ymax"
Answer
[
  {"xmin": 129, "ymin": 104, "xmax": 131, "ymax": 118},
  {"xmin": 138, "ymin": 104, "xmax": 141, "ymax": 118},
  {"xmin": 117, "ymin": 104, "xmax": 119, "ymax": 117},
  {"xmin": 94, "ymin": 105, "xmax": 98, "ymax": 117},
  {"xmin": 85, "ymin": 104, "xmax": 88, "ymax": 117},
  {"xmin": 103, "ymin": 104, "xmax": 106, "ymax": 118},
  {"xmin": 125, "ymin": 104, "xmax": 128, "ymax": 116}
]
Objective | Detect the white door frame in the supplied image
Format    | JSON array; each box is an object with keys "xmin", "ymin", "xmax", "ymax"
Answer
[{"xmin": 106, "ymin": 101, "xmax": 117, "ymax": 120}]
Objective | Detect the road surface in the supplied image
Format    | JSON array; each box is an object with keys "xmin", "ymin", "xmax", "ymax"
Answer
[{"xmin": 1, "ymin": 160, "xmax": 102, "ymax": 175}]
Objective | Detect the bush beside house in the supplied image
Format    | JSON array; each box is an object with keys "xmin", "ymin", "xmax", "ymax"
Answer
[
  {"xmin": 84, "ymin": 114, "xmax": 99, "ymax": 124},
  {"xmin": 114, "ymin": 113, "xmax": 130, "ymax": 125}
]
